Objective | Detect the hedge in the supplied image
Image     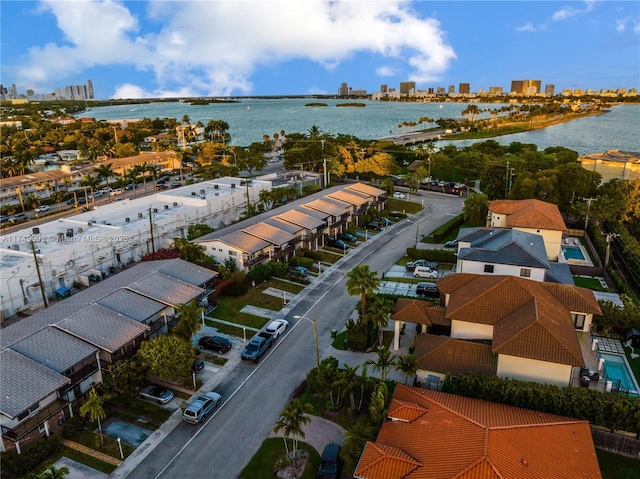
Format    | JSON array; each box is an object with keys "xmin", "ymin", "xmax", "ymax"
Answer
[
  {"xmin": 0, "ymin": 436, "xmax": 61, "ymax": 475},
  {"xmin": 442, "ymin": 373, "xmax": 640, "ymax": 434},
  {"xmin": 431, "ymin": 213, "xmax": 465, "ymax": 243},
  {"xmin": 406, "ymin": 247, "xmax": 457, "ymax": 263}
]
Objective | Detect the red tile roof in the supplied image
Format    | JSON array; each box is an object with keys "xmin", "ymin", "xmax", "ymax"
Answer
[
  {"xmin": 489, "ymin": 199, "xmax": 567, "ymax": 231},
  {"xmin": 414, "ymin": 335, "xmax": 498, "ymax": 377},
  {"xmin": 392, "ymin": 299, "xmax": 449, "ymax": 326},
  {"xmin": 355, "ymin": 385, "xmax": 602, "ymax": 479}
]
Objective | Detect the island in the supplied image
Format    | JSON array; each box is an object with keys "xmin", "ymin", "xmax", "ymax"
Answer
[
  {"xmin": 305, "ymin": 102, "xmax": 328, "ymax": 107},
  {"xmin": 336, "ymin": 103, "xmax": 366, "ymax": 107}
]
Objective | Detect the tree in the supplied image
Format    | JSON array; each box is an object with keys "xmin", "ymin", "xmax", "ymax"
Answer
[
  {"xmin": 461, "ymin": 104, "xmax": 481, "ymax": 122},
  {"xmin": 172, "ymin": 237, "xmax": 206, "ymax": 263},
  {"xmin": 272, "ymin": 398, "xmax": 313, "ymax": 463},
  {"xmin": 174, "ymin": 300, "xmax": 204, "ymax": 342},
  {"xmin": 38, "ymin": 465, "xmax": 70, "ymax": 479},
  {"xmin": 346, "ymin": 265, "xmax": 380, "ymax": 321},
  {"xmin": 395, "ymin": 354, "xmax": 419, "ymax": 385},
  {"xmin": 368, "ymin": 381, "xmax": 389, "ymax": 425},
  {"xmin": 102, "ymin": 358, "xmax": 147, "ymax": 398},
  {"xmin": 463, "ymin": 193, "xmax": 489, "ymax": 227},
  {"xmin": 340, "ymin": 421, "xmax": 377, "ymax": 472},
  {"xmin": 368, "ymin": 296, "xmax": 394, "ymax": 347},
  {"xmin": 137, "ymin": 335, "xmax": 195, "ymax": 381},
  {"xmin": 50, "ymin": 191, "xmax": 64, "ymax": 212},
  {"xmin": 93, "ymin": 162, "xmax": 114, "ymax": 202},
  {"xmin": 79, "ymin": 388, "xmax": 107, "ymax": 446},
  {"xmin": 364, "ymin": 346, "xmax": 396, "ymax": 381},
  {"xmin": 186, "ymin": 223, "xmax": 214, "ymax": 240}
]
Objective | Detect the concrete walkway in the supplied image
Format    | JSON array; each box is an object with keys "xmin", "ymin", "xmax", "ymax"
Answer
[
  {"xmin": 61, "ymin": 439, "xmax": 122, "ymax": 466},
  {"xmin": 268, "ymin": 415, "xmax": 346, "ymax": 453},
  {"xmin": 52, "ymin": 457, "xmax": 109, "ymax": 479}
]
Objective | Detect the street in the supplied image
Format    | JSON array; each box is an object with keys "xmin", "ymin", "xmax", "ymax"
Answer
[{"xmin": 121, "ymin": 191, "xmax": 463, "ymax": 479}]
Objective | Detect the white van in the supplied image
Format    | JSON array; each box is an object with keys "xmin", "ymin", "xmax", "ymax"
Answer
[{"xmin": 413, "ymin": 266, "xmax": 438, "ymax": 279}]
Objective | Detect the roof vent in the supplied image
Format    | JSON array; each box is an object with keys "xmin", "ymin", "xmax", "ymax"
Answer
[
  {"xmin": 213, "ymin": 184, "xmax": 219, "ymax": 189},
  {"xmin": 125, "ymin": 218, "xmax": 130, "ymax": 223},
  {"xmin": 230, "ymin": 183, "xmax": 236, "ymax": 188},
  {"xmin": 164, "ymin": 205, "xmax": 169, "ymax": 210},
  {"xmin": 138, "ymin": 213, "xmax": 143, "ymax": 218},
  {"xmin": 173, "ymin": 202, "xmax": 178, "ymax": 207},
  {"xmin": 200, "ymin": 189, "xmax": 205, "ymax": 194},
  {"xmin": 191, "ymin": 192, "xmax": 197, "ymax": 196},
  {"xmin": 153, "ymin": 208, "xmax": 158, "ymax": 213},
  {"xmin": 32, "ymin": 227, "xmax": 40, "ymax": 234},
  {"xmin": 77, "ymin": 227, "xmax": 83, "ymax": 233},
  {"xmin": 200, "ymin": 195, "xmax": 206, "ymax": 200},
  {"xmin": 214, "ymin": 192, "xmax": 219, "ymax": 196},
  {"xmin": 66, "ymin": 228, "xmax": 74, "ymax": 238}
]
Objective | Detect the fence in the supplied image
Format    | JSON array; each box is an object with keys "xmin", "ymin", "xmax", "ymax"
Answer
[{"xmin": 591, "ymin": 427, "xmax": 640, "ymax": 458}]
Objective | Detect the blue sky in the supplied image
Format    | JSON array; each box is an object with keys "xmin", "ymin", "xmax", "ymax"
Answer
[{"xmin": 1, "ymin": 0, "xmax": 639, "ymax": 99}]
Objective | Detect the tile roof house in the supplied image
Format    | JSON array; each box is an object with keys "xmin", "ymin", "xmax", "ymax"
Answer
[
  {"xmin": 355, "ymin": 385, "xmax": 602, "ymax": 479},
  {"xmin": 392, "ymin": 274, "xmax": 601, "ymax": 387},
  {"xmin": 487, "ymin": 199, "xmax": 567, "ymax": 260},
  {"xmin": 455, "ymin": 227, "xmax": 574, "ymax": 284}
]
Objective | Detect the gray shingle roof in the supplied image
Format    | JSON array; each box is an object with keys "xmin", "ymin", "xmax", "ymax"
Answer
[
  {"xmin": 242, "ymin": 222, "xmax": 297, "ymax": 246},
  {"xmin": 211, "ymin": 230, "xmax": 272, "ymax": 254},
  {"xmin": 155, "ymin": 260, "xmax": 217, "ymax": 286},
  {"xmin": 54, "ymin": 304, "xmax": 149, "ymax": 352},
  {"xmin": 127, "ymin": 272, "xmax": 205, "ymax": 306},
  {"xmin": 9, "ymin": 326, "xmax": 98, "ymax": 373},
  {"xmin": 275, "ymin": 209, "xmax": 326, "ymax": 229},
  {"xmin": 262, "ymin": 217, "xmax": 303, "ymax": 234},
  {"xmin": 97, "ymin": 289, "xmax": 165, "ymax": 322},
  {"xmin": 0, "ymin": 349, "xmax": 70, "ymax": 419},
  {"xmin": 545, "ymin": 262, "xmax": 575, "ymax": 285},
  {"xmin": 457, "ymin": 228, "xmax": 549, "ymax": 268}
]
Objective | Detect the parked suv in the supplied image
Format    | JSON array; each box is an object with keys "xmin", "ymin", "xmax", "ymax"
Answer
[
  {"xmin": 183, "ymin": 391, "xmax": 221, "ymax": 424},
  {"xmin": 413, "ymin": 266, "xmax": 438, "ymax": 279},
  {"xmin": 416, "ymin": 282, "xmax": 439, "ymax": 298},
  {"xmin": 317, "ymin": 443, "xmax": 341, "ymax": 479}
]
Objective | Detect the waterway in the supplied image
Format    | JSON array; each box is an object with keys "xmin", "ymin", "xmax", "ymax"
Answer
[{"xmin": 80, "ymin": 100, "xmax": 639, "ymax": 155}]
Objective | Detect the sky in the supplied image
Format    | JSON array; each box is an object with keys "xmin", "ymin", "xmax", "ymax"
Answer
[{"xmin": 1, "ymin": 0, "xmax": 639, "ymax": 99}]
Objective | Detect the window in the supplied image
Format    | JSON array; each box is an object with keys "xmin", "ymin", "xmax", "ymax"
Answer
[
  {"xmin": 520, "ymin": 268, "xmax": 531, "ymax": 278},
  {"xmin": 229, "ymin": 251, "xmax": 237, "ymax": 256},
  {"xmin": 571, "ymin": 313, "xmax": 586, "ymax": 329},
  {"xmin": 484, "ymin": 264, "xmax": 494, "ymax": 273}
]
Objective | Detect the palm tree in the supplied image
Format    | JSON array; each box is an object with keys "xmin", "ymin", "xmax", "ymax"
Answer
[
  {"xmin": 50, "ymin": 191, "xmax": 64, "ymax": 212},
  {"xmin": 38, "ymin": 465, "xmax": 70, "ymax": 479},
  {"xmin": 368, "ymin": 296, "xmax": 394, "ymax": 346},
  {"xmin": 369, "ymin": 382, "xmax": 389, "ymax": 425},
  {"xmin": 345, "ymin": 265, "xmax": 380, "ymax": 321},
  {"xmin": 62, "ymin": 177, "xmax": 73, "ymax": 193},
  {"xmin": 395, "ymin": 354, "xmax": 420, "ymax": 385},
  {"xmin": 364, "ymin": 346, "xmax": 395, "ymax": 381},
  {"xmin": 146, "ymin": 164, "xmax": 161, "ymax": 183},
  {"xmin": 272, "ymin": 398, "xmax": 312, "ymax": 462},
  {"xmin": 181, "ymin": 114, "xmax": 191, "ymax": 125},
  {"xmin": 93, "ymin": 162, "xmax": 114, "ymax": 202},
  {"xmin": 341, "ymin": 421, "xmax": 377, "ymax": 472},
  {"xmin": 174, "ymin": 300, "xmax": 204, "ymax": 341},
  {"xmin": 79, "ymin": 388, "xmax": 107, "ymax": 446}
]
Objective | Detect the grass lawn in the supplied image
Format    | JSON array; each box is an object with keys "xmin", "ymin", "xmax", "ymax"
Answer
[
  {"xmin": 56, "ymin": 445, "xmax": 118, "ymax": 474},
  {"xmin": 72, "ymin": 428, "xmax": 135, "ymax": 459},
  {"xmin": 596, "ymin": 448, "xmax": 640, "ymax": 479},
  {"xmin": 386, "ymin": 198, "xmax": 422, "ymax": 214},
  {"xmin": 267, "ymin": 278, "xmax": 306, "ymax": 294},
  {"xmin": 239, "ymin": 438, "xmax": 321, "ymax": 479},
  {"xmin": 204, "ymin": 318, "xmax": 251, "ymax": 338},
  {"xmin": 331, "ymin": 330, "xmax": 393, "ymax": 351},
  {"xmin": 573, "ymin": 276, "xmax": 609, "ymax": 291},
  {"xmin": 624, "ymin": 347, "xmax": 640, "ymax": 386},
  {"xmin": 106, "ymin": 396, "xmax": 172, "ymax": 425}
]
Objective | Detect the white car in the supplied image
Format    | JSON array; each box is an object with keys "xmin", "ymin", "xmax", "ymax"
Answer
[
  {"xmin": 139, "ymin": 385, "xmax": 174, "ymax": 404},
  {"xmin": 265, "ymin": 319, "xmax": 289, "ymax": 339},
  {"xmin": 110, "ymin": 188, "xmax": 123, "ymax": 197},
  {"xmin": 413, "ymin": 266, "xmax": 438, "ymax": 279},
  {"xmin": 183, "ymin": 391, "xmax": 221, "ymax": 424},
  {"xmin": 393, "ymin": 192, "xmax": 406, "ymax": 199},
  {"xmin": 34, "ymin": 205, "xmax": 50, "ymax": 213}
]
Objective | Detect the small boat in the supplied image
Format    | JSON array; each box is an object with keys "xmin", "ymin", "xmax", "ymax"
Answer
[{"xmin": 247, "ymin": 106, "xmax": 250, "ymax": 111}]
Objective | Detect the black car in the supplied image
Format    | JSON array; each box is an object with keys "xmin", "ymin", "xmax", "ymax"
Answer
[
  {"xmin": 338, "ymin": 233, "xmax": 357, "ymax": 243},
  {"xmin": 192, "ymin": 358, "xmax": 205, "ymax": 372},
  {"xmin": 444, "ymin": 240, "xmax": 458, "ymax": 248},
  {"xmin": 364, "ymin": 221, "xmax": 382, "ymax": 231},
  {"xmin": 326, "ymin": 236, "xmax": 348, "ymax": 249},
  {"xmin": 416, "ymin": 282, "xmax": 440, "ymax": 298},
  {"xmin": 317, "ymin": 443, "xmax": 341, "ymax": 479},
  {"xmin": 406, "ymin": 259, "xmax": 438, "ymax": 272},
  {"xmin": 199, "ymin": 336, "xmax": 232, "ymax": 354}
]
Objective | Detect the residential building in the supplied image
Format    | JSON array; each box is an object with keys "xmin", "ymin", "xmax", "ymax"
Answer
[
  {"xmin": 0, "ymin": 258, "xmax": 217, "ymax": 452},
  {"xmin": 578, "ymin": 150, "xmax": 640, "ymax": 183},
  {"xmin": 454, "ymin": 227, "xmax": 573, "ymax": 284},
  {"xmin": 338, "ymin": 82, "xmax": 349, "ymax": 96},
  {"xmin": 399, "ymin": 81, "xmax": 416, "ymax": 96},
  {"xmin": 488, "ymin": 86, "xmax": 503, "ymax": 95},
  {"xmin": 448, "ymin": 85, "xmax": 455, "ymax": 94},
  {"xmin": 545, "ymin": 83, "xmax": 555, "ymax": 95},
  {"xmin": 458, "ymin": 83, "xmax": 470, "ymax": 94},
  {"xmin": 487, "ymin": 198, "xmax": 567, "ymax": 261},
  {"xmin": 355, "ymin": 385, "xmax": 602, "ymax": 479}
]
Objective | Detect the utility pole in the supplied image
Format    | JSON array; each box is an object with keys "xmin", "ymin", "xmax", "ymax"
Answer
[
  {"xmin": 582, "ymin": 197, "xmax": 597, "ymax": 230},
  {"xmin": 30, "ymin": 239, "xmax": 48, "ymax": 308},
  {"xmin": 323, "ymin": 158, "xmax": 328, "ymax": 188},
  {"xmin": 299, "ymin": 163, "xmax": 304, "ymax": 196},
  {"xmin": 602, "ymin": 232, "xmax": 620, "ymax": 267},
  {"xmin": 504, "ymin": 160, "xmax": 515, "ymax": 198},
  {"xmin": 148, "ymin": 207, "xmax": 155, "ymax": 253}
]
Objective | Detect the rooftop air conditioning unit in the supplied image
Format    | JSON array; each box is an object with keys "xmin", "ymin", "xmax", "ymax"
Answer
[
  {"xmin": 35, "ymin": 249, "xmax": 40, "ymax": 254},
  {"xmin": 214, "ymin": 192, "xmax": 219, "ymax": 196},
  {"xmin": 77, "ymin": 227, "xmax": 83, "ymax": 233},
  {"xmin": 138, "ymin": 213, "xmax": 143, "ymax": 218},
  {"xmin": 11, "ymin": 244, "xmax": 20, "ymax": 251},
  {"xmin": 230, "ymin": 183, "xmax": 236, "ymax": 188},
  {"xmin": 87, "ymin": 221, "xmax": 92, "ymax": 227},
  {"xmin": 66, "ymin": 228, "xmax": 74, "ymax": 238},
  {"xmin": 200, "ymin": 189, "xmax": 205, "ymax": 195},
  {"xmin": 32, "ymin": 227, "xmax": 40, "ymax": 234},
  {"xmin": 101, "ymin": 221, "xmax": 107, "ymax": 224},
  {"xmin": 213, "ymin": 184, "xmax": 219, "ymax": 189},
  {"xmin": 57, "ymin": 232, "xmax": 65, "ymax": 242},
  {"xmin": 200, "ymin": 195, "xmax": 206, "ymax": 200},
  {"xmin": 164, "ymin": 205, "xmax": 169, "ymax": 210},
  {"xmin": 153, "ymin": 208, "xmax": 158, "ymax": 213},
  {"xmin": 191, "ymin": 192, "xmax": 197, "ymax": 196},
  {"xmin": 125, "ymin": 218, "xmax": 130, "ymax": 223},
  {"xmin": 173, "ymin": 202, "xmax": 178, "ymax": 207}
]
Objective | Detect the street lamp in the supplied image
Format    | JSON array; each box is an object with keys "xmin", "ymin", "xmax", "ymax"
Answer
[{"xmin": 294, "ymin": 315, "xmax": 320, "ymax": 369}]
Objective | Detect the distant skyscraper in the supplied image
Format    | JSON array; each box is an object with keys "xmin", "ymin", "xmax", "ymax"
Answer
[
  {"xmin": 436, "ymin": 87, "xmax": 445, "ymax": 95},
  {"xmin": 448, "ymin": 85, "xmax": 455, "ymax": 94},
  {"xmin": 87, "ymin": 80, "xmax": 94, "ymax": 99},
  {"xmin": 338, "ymin": 82, "xmax": 349, "ymax": 96},
  {"xmin": 545, "ymin": 84, "xmax": 555, "ymax": 95},
  {"xmin": 427, "ymin": 87, "xmax": 434, "ymax": 94},
  {"xmin": 11, "ymin": 84, "xmax": 17, "ymax": 99},
  {"xmin": 489, "ymin": 86, "xmax": 504, "ymax": 95},
  {"xmin": 399, "ymin": 81, "xmax": 415, "ymax": 96},
  {"xmin": 380, "ymin": 84, "xmax": 388, "ymax": 93},
  {"xmin": 459, "ymin": 83, "xmax": 470, "ymax": 94},
  {"xmin": 510, "ymin": 80, "xmax": 524, "ymax": 94},
  {"xmin": 511, "ymin": 79, "xmax": 541, "ymax": 94}
]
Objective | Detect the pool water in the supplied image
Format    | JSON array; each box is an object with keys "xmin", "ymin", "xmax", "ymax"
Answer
[
  {"xmin": 600, "ymin": 353, "xmax": 639, "ymax": 395},
  {"xmin": 562, "ymin": 245, "xmax": 586, "ymax": 261}
]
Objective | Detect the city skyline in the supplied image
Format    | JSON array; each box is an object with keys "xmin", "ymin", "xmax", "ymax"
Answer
[{"xmin": 1, "ymin": 1, "xmax": 639, "ymax": 100}]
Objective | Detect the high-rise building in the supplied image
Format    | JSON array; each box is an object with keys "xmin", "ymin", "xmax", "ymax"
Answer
[
  {"xmin": 448, "ymin": 85, "xmax": 455, "ymax": 94},
  {"xmin": 399, "ymin": 81, "xmax": 416, "ymax": 96},
  {"xmin": 511, "ymin": 79, "xmax": 541, "ymax": 94},
  {"xmin": 489, "ymin": 86, "xmax": 504, "ymax": 95},
  {"xmin": 459, "ymin": 83, "xmax": 470, "ymax": 94},
  {"xmin": 510, "ymin": 80, "xmax": 524, "ymax": 94},
  {"xmin": 427, "ymin": 87, "xmax": 434, "ymax": 94},
  {"xmin": 380, "ymin": 84, "xmax": 388, "ymax": 93},
  {"xmin": 87, "ymin": 80, "xmax": 94, "ymax": 99},
  {"xmin": 11, "ymin": 84, "xmax": 18, "ymax": 99},
  {"xmin": 545, "ymin": 84, "xmax": 555, "ymax": 96},
  {"xmin": 338, "ymin": 82, "xmax": 349, "ymax": 96},
  {"xmin": 436, "ymin": 87, "xmax": 446, "ymax": 95}
]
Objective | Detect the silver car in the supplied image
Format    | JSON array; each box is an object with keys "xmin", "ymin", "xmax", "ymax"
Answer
[{"xmin": 183, "ymin": 391, "xmax": 221, "ymax": 424}]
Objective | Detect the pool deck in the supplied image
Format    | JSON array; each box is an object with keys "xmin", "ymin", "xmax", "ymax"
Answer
[{"xmin": 559, "ymin": 239, "xmax": 594, "ymax": 267}]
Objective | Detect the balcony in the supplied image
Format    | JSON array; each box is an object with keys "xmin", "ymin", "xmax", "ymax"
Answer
[
  {"xmin": 3, "ymin": 398, "xmax": 69, "ymax": 441},
  {"xmin": 272, "ymin": 246, "xmax": 295, "ymax": 260},
  {"xmin": 245, "ymin": 253, "xmax": 269, "ymax": 268}
]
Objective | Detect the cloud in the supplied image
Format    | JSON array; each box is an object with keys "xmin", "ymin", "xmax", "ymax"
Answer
[
  {"xmin": 552, "ymin": 0, "xmax": 596, "ymax": 21},
  {"xmin": 616, "ymin": 17, "xmax": 640, "ymax": 34},
  {"xmin": 15, "ymin": 0, "xmax": 457, "ymax": 98},
  {"xmin": 376, "ymin": 65, "xmax": 398, "ymax": 76},
  {"xmin": 111, "ymin": 83, "xmax": 153, "ymax": 99},
  {"xmin": 515, "ymin": 22, "xmax": 536, "ymax": 32}
]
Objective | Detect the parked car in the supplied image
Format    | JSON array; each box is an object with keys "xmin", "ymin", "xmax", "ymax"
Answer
[
  {"xmin": 170, "ymin": 182, "xmax": 181, "ymax": 189},
  {"xmin": 139, "ymin": 385, "xmax": 174, "ymax": 404},
  {"xmin": 444, "ymin": 239, "xmax": 458, "ymax": 248},
  {"xmin": 156, "ymin": 183, "xmax": 168, "ymax": 190},
  {"xmin": 241, "ymin": 336, "xmax": 270, "ymax": 363},
  {"xmin": 338, "ymin": 233, "xmax": 357, "ymax": 243},
  {"xmin": 91, "ymin": 190, "xmax": 105, "ymax": 198},
  {"xmin": 327, "ymin": 237, "xmax": 348, "ymax": 249},
  {"xmin": 183, "ymin": 391, "xmax": 221, "ymax": 424},
  {"xmin": 192, "ymin": 358, "xmax": 205, "ymax": 372},
  {"xmin": 125, "ymin": 183, "xmax": 138, "ymax": 190},
  {"xmin": 406, "ymin": 259, "xmax": 437, "ymax": 271},
  {"xmin": 34, "ymin": 205, "xmax": 50, "ymax": 213},
  {"xmin": 265, "ymin": 319, "xmax": 289, "ymax": 339},
  {"xmin": 416, "ymin": 282, "xmax": 440, "ymax": 298},
  {"xmin": 289, "ymin": 265, "xmax": 309, "ymax": 276},
  {"xmin": 317, "ymin": 443, "xmax": 341, "ymax": 479},
  {"xmin": 199, "ymin": 335, "xmax": 232, "ymax": 354},
  {"xmin": 0, "ymin": 215, "xmax": 10, "ymax": 224},
  {"xmin": 393, "ymin": 192, "xmax": 406, "ymax": 199},
  {"xmin": 10, "ymin": 212, "xmax": 27, "ymax": 223},
  {"xmin": 413, "ymin": 266, "xmax": 438, "ymax": 279},
  {"xmin": 110, "ymin": 188, "xmax": 123, "ymax": 197},
  {"xmin": 364, "ymin": 221, "xmax": 382, "ymax": 231}
]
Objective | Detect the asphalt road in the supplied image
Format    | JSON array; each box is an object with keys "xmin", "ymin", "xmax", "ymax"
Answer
[{"xmin": 123, "ymin": 191, "xmax": 463, "ymax": 479}]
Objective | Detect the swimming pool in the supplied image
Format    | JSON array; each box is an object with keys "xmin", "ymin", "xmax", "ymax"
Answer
[
  {"xmin": 600, "ymin": 352, "xmax": 639, "ymax": 395},
  {"xmin": 562, "ymin": 245, "xmax": 586, "ymax": 261}
]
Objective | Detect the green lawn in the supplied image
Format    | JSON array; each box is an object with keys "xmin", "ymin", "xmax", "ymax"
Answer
[
  {"xmin": 596, "ymin": 448, "xmax": 640, "ymax": 479},
  {"xmin": 573, "ymin": 276, "xmax": 609, "ymax": 291},
  {"xmin": 624, "ymin": 347, "xmax": 640, "ymax": 386},
  {"xmin": 386, "ymin": 198, "xmax": 423, "ymax": 214},
  {"xmin": 205, "ymin": 318, "xmax": 255, "ymax": 338},
  {"xmin": 56, "ymin": 445, "xmax": 118, "ymax": 474},
  {"xmin": 72, "ymin": 428, "xmax": 135, "ymax": 460},
  {"xmin": 239, "ymin": 438, "xmax": 321, "ymax": 479},
  {"xmin": 106, "ymin": 396, "xmax": 172, "ymax": 425}
]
